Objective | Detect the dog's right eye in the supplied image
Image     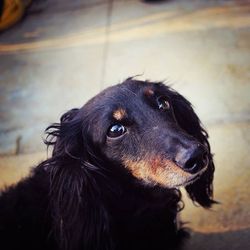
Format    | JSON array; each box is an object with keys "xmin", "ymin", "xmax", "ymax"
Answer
[
  {"xmin": 107, "ymin": 124, "xmax": 127, "ymax": 138},
  {"xmin": 157, "ymin": 96, "xmax": 170, "ymax": 111}
]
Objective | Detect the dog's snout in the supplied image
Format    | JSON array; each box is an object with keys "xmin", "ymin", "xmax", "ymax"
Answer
[{"xmin": 175, "ymin": 144, "xmax": 208, "ymax": 174}]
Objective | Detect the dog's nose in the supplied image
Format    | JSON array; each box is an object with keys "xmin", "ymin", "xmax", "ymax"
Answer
[{"xmin": 175, "ymin": 144, "xmax": 208, "ymax": 174}]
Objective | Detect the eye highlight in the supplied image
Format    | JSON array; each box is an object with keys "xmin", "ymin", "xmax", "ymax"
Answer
[
  {"xmin": 107, "ymin": 124, "xmax": 127, "ymax": 138},
  {"xmin": 157, "ymin": 96, "xmax": 170, "ymax": 111}
]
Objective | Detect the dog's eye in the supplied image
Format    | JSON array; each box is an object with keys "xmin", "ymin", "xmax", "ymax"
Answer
[
  {"xmin": 107, "ymin": 124, "xmax": 127, "ymax": 138},
  {"xmin": 157, "ymin": 96, "xmax": 170, "ymax": 111}
]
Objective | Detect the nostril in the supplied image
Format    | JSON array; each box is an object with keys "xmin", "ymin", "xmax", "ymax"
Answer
[
  {"xmin": 183, "ymin": 150, "xmax": 208, "ymax": 174},
  {"xmin": 183, "ymin": 157, "xmax": 199, "ymax": 173}
]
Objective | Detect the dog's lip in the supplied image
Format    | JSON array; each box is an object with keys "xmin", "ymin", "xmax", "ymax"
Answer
[
  {"xmin": 182, "ymin": 175, "xmax": 201, "ymax": 187},
  {"xmin": 174, "ymin": 175, "xmax": 200, "ymax": 188},
  {"xmin": 188, "ymin": 166, "xmax": 207, "ymax": 184}
]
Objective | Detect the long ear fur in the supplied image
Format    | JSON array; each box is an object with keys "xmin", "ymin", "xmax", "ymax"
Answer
[
  {"xmin": 169, "ymin": 89, "xmax": 216, "ymax": 208},
  {"xmin": 43, "ymin": 109, "xmax": 112, "ymax": 250}
]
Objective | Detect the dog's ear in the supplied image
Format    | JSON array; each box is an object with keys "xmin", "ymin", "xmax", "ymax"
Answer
[
  {"xmin": 169, "ymin": 90, "xmax": 216, "ymax": 208},
  {"xmin": 45, "ymin": 108, "xmax": 83, "ymax": 158},
  {"xmin": 43, "ymin": 109, "xmax": 112, "ymax": 250}
]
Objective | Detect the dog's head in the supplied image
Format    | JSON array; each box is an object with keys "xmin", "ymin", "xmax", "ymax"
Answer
[
  {"xmin": 47, "ymin": 78, "xmax": 215, "ymax": 207},
  {"xmin": 45, "ymin": 78, "xmax": 215, "ymax": 249}
]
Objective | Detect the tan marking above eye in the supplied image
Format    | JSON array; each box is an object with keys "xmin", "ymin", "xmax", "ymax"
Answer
[
  {"xmin": 144, "ymin": 88, "xmax": 154, "ymax": 97},
  {"xmin": 123, "ymin": 156, "xmax": 195, "ymax": 188},
  {"xmin": 113, "ymin": 108, "xmax": 126, "ymax": 121}
]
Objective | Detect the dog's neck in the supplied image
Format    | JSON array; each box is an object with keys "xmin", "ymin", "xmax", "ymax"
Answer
[{"xmin": 105, "ymin": 179, "xmax": 181, "ymax": 249}]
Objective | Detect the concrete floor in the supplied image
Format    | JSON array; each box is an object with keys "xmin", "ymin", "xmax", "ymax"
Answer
[{"xmin": 0, "ymin": 0, "xmax": 250, "ymax": 249}]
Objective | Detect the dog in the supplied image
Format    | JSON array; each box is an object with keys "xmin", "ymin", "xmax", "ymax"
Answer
[{"xmin": 0, "ymin": 78, "xmax": 215, "ymax": 250}]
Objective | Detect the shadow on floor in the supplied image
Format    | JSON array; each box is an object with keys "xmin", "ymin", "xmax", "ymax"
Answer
[{"xmin": 185, "ymin": 227, "xmax": 250, "ymax": 250}]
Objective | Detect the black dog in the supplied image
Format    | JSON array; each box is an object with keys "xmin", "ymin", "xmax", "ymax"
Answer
[{"xmin": 0, "ymin": 78, "xmax": 215, "ymax": 250}]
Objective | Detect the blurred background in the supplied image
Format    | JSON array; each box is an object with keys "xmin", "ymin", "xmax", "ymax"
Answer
[{"xmin": 0, "ymin": 0, "xmax": 249, "ymax": 249}]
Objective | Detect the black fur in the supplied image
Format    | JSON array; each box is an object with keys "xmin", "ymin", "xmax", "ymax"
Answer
[{"xmin": 0, "ymin": 79, "xmax": 215, "ymax": 250}]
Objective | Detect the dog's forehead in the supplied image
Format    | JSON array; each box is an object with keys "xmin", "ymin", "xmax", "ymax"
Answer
[
  {"xmin": 101, "ymin": 83, "xmax": 156, "ymax": 111},
  {"xmin": 83, "ymin": 80, "xmax": 168, "ymax": 119},
  {"xmin": 99, "ymin": 81, "xmax": 164, "ymax": 102}
]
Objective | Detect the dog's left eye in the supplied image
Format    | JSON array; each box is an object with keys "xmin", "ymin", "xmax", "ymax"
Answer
[
  {"xmin": 157, "ymin": 96, "xmax": 170, "ymax": 111},
  {"xmin": 107, "ymin": 124, "xmax": 127, "ymax": 138}
]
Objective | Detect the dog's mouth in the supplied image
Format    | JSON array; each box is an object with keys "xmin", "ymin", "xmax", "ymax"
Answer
[{"xmin": 180, "ymin": 175, "xmax": 201, "ymax": 187}]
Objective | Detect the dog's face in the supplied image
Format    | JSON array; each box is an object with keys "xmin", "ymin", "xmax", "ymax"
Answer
[
  {"xmin": 47, "ymin": 78, "xmax": 215, "ymax": 209},
  {"xmin": 81, "ymin": 80, "xmax": 209, "ymax": 189}
]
